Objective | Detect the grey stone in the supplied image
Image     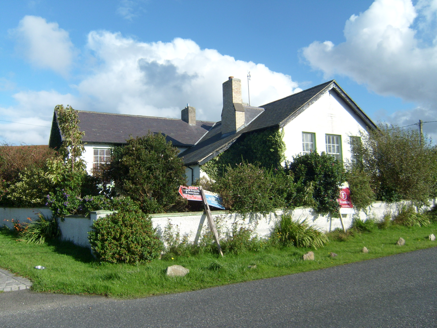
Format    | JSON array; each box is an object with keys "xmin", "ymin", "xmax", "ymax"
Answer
[
  {"xmin": 397, "ymin": 237, "xmax": 406, "ymax": 246},
  {"xmin": 303, "ymin": 251, "xmax": 315, "ymax": 261},
  {"xmin": 429, "ymin": 234, "xmax": 436, "ymax": 241},
  {"xmin": 248, "ymin": 265, "xmax": 257, "ymax": 269},
  {"xmin": 166, "ymin": 265, "xmax": 189, "ymax": 277},
  {"xmin": 329, "ymin": 252, "xmax": 338, "ymax": 258},
  {"xmin": 362, "ymin": 247, "xmax": 369, "ymax": 253}
]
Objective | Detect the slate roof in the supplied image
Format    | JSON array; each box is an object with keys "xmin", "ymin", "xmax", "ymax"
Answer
[
  {"xmin": 50, "ymin": 111, "xmax": 215, "ymax": 149},
  {"xmin": 180, "ymin": 80, "xmax": 377, "ymax": 166}
]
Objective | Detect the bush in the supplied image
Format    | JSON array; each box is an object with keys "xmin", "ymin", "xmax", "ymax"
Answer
[
  {"xmin": 287, "ymin": 152, "xmax": 346, "ymax": 215},
  {"xmin": 108, "ymin": 134, "xmax": 186, "ymax": 214},
  {"xmin": 88, "ymin": 210, "xmax": 163, "ymax": 264},
  {"xmin": 352, "ymin": 125, "xmax": 437, "ymax": 204},
  {"xmin": 393, "ymin": 205, "xmax": 430, "ymax": 227},
  {"xmin": 20, "ymin": 213, "xmax": 60, "ymax": 244},
  {"xmin": 220, "ymin": 221, "xmax": 264, "ymax": 255},
  {"xmin": 347, "ymin": 169, "xmax": 375, "ymax": 212},
  {"xmin": 214, "ymin": 163, "xmax": 295, "ymax": 214},
  {"xmin": 272, "ymin": 214, "xmax": 329, "ymax": 249},
  {"xmin": 350, "ymin": 217, "xmax": 376, "ymax": 233},
  {"xmin": 377, "ymin": 214, "xmax": 392, "ymax": 229}
]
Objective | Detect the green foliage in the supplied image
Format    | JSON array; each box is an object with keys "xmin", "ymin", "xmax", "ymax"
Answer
[
  {"xmin": 393, "ymin": 205, "xmax": 430, "ymax": 227},
  {"xmin": 88, "ymin": 210, "xmax": 163, "ymax": 264},
  {"xmin": 346, "ymin": 168, "xmax": 375, "ymax": 212},
  {"xmin": 220, "ymin": 221, "xmax": 265, "ymax": 255},
  {"xmin": 202, "ymin": 127, "xmax": 285, "ymax": 179},
  {"xmin": 55, "ymin": 105, "xmax": 86, "ymax": 173},
  {"xmin": 377, "ymin": 214, "xmax": 392, "ymax": 229},
  {"xmin": 214, "ymin": 163, "xmax": 295, "ymax": 214},
  {"xmin": 272, "ymin": 214, "xmax": 329, "ymax": 249},
  {"xmin": 351, "ymin": 125, "xmax": 437, "ymax": 204},
  {"xmin": 426, "ymin": 205, "xmax": 437, "ymax": 223},
  {"xmin": 108, "ymin": 133, "xmax": 186, "ymax": 214},
  {"xmin": 326, "ymin": 228, "xmax": 355, "ymax": 242},
  {"xmin": 287, "ymin": 152, "xmax": 346, "ymax": 215},
  {"xmin": 0, "ymin": 145, "xmax": 56, "ymax": 183},
  {"xmin": 20, "ymin": 213, "xmax": 60, "ymax": 245},
  {"xmin": 350, "ymin": 217, "xmax": 377, "ymax": 233}
]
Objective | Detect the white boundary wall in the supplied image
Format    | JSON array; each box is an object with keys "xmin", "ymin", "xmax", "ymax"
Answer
[{"xmin": 2, "ymin": 199, "xmax": 435, "ymax": 249}]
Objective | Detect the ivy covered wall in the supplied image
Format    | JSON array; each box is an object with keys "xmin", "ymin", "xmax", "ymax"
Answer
[{"xmin": 202, "ymin": 127, "xmax": 285, "ymax": 179}]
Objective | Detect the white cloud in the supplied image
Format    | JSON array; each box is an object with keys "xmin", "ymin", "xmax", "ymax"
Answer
[
  {"xmin": 117, "ymin": 0, "xmax": 145, "ymax": 21},
  {"xmin": 4, "ymin": 22, "xmax": 299, "ymax": 145},
  {"xmin": 77, "ymin": 32, "xmax": 299, "ymax": 122},
  {"xmin": 302, "ymin": 0, "xmax": 437, "ymax": 112},
  {"xmin": 12, "ymin": 16, "xmax": 75, "ymax": 76},
  {"xmin": 0, "ymin": 90, "xmax": 80, "ymax": 145}
]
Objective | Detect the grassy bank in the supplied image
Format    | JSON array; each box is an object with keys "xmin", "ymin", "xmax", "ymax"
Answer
[{"xmin": 0, "ymin": 223, "xmax": 436, "ymax": 299}]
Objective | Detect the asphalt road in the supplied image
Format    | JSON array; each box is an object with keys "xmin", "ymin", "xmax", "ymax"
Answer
[{"xmin": 1, "ymin": 247, "xmax": 436, "ymax": 328}]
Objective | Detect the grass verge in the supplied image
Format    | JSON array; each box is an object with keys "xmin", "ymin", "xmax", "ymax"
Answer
[{"xmin": 0, "ymin": 223, "xmax": 436, "ymax": 299}]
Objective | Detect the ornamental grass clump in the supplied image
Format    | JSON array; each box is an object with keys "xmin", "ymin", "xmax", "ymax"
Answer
[
  {"xmin": 273, "ymin": 214, "xmax": 329, "ymax": 249},
  {"xmin": 20, "ymin": 213, "xmax": 60, "ymax": 245},
  {"xmin": 88, "ymin": 210, "xmax": 163, "ymax": 264},
  {"xmin": 393, "ymin": 205, "xmax": 430, "ymax": 228}
]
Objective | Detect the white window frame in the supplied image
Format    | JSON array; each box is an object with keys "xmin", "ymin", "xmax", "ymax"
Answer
[
  {"xmin": 302, "ymin": 132, "xmax": 316, "ymax": 154},
  {"xmin": 93, "ymin": 148, "xmax": 111, "ymax": 173},
  {"xmin": 325, "ymin": 134, "xmax": 342, "ymax": 161}
]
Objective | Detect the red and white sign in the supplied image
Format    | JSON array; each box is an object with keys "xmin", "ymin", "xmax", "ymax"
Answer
[
  {"xmin": 178, "ymin": 186, "xmax": 202, "ymax": 201},
  {"xmin": 338, "ymin": 188, "xmax": 353, "ymax": 208}
]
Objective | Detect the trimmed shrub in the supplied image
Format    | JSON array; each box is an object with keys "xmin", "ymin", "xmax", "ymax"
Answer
[
  {"xmin": 88, "ymin": 210, "xmax": 163, "ymax": 264},
  {"xmin": 272, "ymin": 214, "xmax": 329, "ymax": 249},
  {"xmin": 287, "ymin": 152, "xmax": 346, "ymax": 215}
]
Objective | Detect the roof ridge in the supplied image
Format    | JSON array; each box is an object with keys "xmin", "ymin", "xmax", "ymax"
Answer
[
  {"xmin": 77, "ymin": 110, "xmax": 215, "ymax": 124},
  {"xmin": 260, "ymin": 80, "xmax": 333, "ymax": 107}
]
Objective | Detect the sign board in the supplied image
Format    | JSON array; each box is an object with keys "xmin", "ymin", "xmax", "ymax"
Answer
[
  {"xmin": 203, "ymin": 190, "xmax": 225, "ymax": 210},
  {"xmin": 178, "ymin": 186, "xmax": 202, "ymax": 201},
  {"xmin": 338, "ymin": 188, "xmax": 353, "ymax": 208},
  {"xmin": 178, "ymin": 186, "xmax": 225, "ymax": 209}
]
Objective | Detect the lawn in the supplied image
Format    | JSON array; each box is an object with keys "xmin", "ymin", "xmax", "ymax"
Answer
[{"xmin": 0, "ymin": 223, "xmax": 436, "ymax": 299}]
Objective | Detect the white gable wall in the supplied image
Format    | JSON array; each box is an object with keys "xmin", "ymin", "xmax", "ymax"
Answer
[{"xmin": 282, "ymin": 90, "xmax": 369, "ymax": 163}]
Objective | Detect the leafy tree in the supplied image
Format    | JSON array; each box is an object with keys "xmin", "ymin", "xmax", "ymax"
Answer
[
  {"xmin": 351, "ymin": 125, "xmax": 437, "ymax": 204},
  {"xmin": 108, "ymin": 133, "xmax": 186, "ymax": 214}
]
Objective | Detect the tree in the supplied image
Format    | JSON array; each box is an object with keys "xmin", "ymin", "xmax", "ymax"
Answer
[
  {"xmin": 351, "ymin": 124, "xmax": 437, "ymax": 204},
  {"xmin": 109, "ymin": 133, "xmax": 186, "ymax": 214}
]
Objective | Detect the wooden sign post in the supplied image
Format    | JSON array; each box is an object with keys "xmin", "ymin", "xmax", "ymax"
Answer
[{"xmin": 200, "ymin": 187, "xmax": 223, "ymax": 257}]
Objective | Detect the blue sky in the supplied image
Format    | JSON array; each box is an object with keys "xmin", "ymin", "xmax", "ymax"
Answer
[{"xmin": 1, "ymin": 0, "xmax": 437, "ymax": 145}]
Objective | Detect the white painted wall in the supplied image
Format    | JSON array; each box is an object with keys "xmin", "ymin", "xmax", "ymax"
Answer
[
  {"xmin": 0, "ymin": 207, "xmax": 52, "ymax": 230},
  {"xmin": 4, "ymin": 199, "xmax": 431, "ymax": 250},
  {"xmin": 282, "ymin": 90, "xmax": 369, "ymax": 163}
]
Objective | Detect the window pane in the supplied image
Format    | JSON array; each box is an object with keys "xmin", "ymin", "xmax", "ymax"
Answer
[
  {"xmin": 325, "ymin": 134, "xmax": 342, "ymax": 161},
  {"xmin": 302, "ymin": 132, "xmax": 315, "ymax": 153}
]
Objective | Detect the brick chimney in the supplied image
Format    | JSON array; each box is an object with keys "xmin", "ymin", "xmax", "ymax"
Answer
[
  {"xmin": 181, "ymin": 105, "xmax": 196, "ymax": 126},
  {"xmin": 221, "ymin": 76, "xmax": 245, "ymax": 135}
]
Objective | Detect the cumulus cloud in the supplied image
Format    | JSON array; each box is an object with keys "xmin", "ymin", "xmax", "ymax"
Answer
[
  {"xmin": 12, "ymin": 16, "xmax": 75, "ymax": 76},
  {"xmin": 0, "ymin": 90, "xmax": 80, "ymax": 145},
  {"xmin": 3, "ymin": 25, "xmax": 299, "ymax": 145},
  {"xmin": 77, "ymin": 32, "xmax": 299, "ymax": 121},
  {"xmin": 302, "ymin": 0, "xmax": 437, "ymax": 112}
]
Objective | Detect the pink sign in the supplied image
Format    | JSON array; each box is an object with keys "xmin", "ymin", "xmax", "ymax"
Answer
[{"xmin": 338, "ymin": 188, "xmax": 353, "ymax": 208}]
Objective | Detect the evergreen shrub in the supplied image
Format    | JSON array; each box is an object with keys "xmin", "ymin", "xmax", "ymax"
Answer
[
  {"xmin": 89, "ymin": 210, "xmax": 163, "ymax": 264},
  {"xmin": 287, "ymin": 152, "xmax": 346, "ymax": 215}
]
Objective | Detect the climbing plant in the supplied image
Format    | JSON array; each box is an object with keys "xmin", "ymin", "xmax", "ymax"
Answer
[{"xmin": 202, "ymin": 127, "xmax": 286, "ymax": 180}]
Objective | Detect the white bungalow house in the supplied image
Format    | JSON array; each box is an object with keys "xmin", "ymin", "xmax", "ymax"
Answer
[{"xmin": 48, "ymin": 77, "xmax": 377, "ymax": 184}]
